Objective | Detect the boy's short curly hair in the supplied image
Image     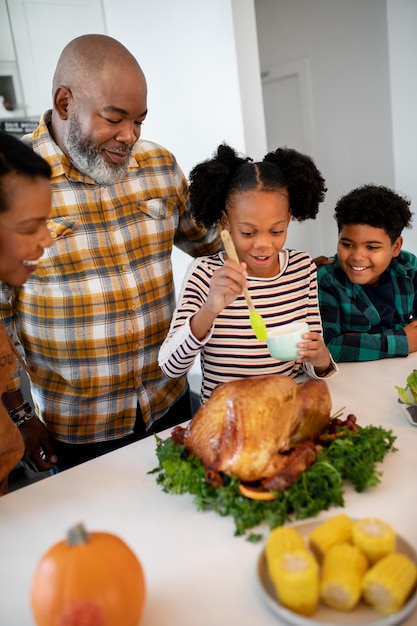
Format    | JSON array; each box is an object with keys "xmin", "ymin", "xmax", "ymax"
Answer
[
  {"xmin": 189, "ymin": 143, "xmax": 326, "ymax": 228},
  {"xmin": 334, "ymin": 184, "xmax": 412, "ymax": 242}
]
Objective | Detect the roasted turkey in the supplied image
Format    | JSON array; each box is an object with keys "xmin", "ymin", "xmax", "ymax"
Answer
[{"xmin": 175, "ymin": 375, "xmax": 331, "ymax": 487}]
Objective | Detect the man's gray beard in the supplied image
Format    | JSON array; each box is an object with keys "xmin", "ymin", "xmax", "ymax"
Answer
[{"xmin": 63, "ymin": 115, "xmax": 130, "ymax": 186}]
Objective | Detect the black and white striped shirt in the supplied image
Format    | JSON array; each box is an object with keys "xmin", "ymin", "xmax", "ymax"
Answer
[{"xmin": 159, "ymin": 249, "xmax": 328, "ymax": 403}]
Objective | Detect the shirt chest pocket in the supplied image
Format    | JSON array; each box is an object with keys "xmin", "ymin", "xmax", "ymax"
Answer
[
  {"xmin": 38, "ymin": 217, "xmax": 90, "ymax": 278},
  {"xmin": 136, "ymin": 198, "xmax": 178, "ymax": 237},
  {"xmin": 48, "ymin": 217, "xmax": 79, "ymax": 240}
]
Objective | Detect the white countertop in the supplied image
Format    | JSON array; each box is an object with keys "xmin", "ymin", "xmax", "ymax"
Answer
[{"xmin": 1, "ymin": 354, "xmax": 417, "ymax": 625}]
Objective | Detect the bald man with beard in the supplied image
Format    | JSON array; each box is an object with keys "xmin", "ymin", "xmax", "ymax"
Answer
[
  {"xmin": 0, "ymin": 34, "xmax": 222, "ymax": 472},
  {"xmin": 52, "ymin": 35, "xmax": 148, "ymax": 185}
]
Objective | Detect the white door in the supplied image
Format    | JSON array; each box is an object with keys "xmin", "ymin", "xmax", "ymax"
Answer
[
  {"xmin": 7, "ymin": 0, "xmax": 106, "ymax": 118},
  {"xmin": 261, "ymin": 58, "xmax": 323, "ymax": 256}
]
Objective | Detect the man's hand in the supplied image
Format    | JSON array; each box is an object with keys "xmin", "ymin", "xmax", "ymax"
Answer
[{"xmin": 314, "ymin": 255, "xmax": 334, "ymax": 267}]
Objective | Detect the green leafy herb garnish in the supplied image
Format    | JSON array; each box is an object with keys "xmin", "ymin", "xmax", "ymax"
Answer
[
  {"xmin": 396, "ymin": 369, "xmax": 417, "ymax": 403},
  {"xmin": 150, "ymin": 426, "xmax": 397, "ymax": 541}
]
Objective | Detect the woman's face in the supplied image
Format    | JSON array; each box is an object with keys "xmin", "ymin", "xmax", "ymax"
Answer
[
  {"xmin": 221, "ymin": 189, "xmax": 291, "ymax": 278},
  {"xmin": 0, "ymin": 173, "xmax": 53, "ymax": 286}
]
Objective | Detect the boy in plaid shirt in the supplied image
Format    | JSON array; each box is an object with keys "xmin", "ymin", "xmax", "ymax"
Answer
[{"xmin": 318, "ymin": 184, "xmax": 417, "ymax": 361}]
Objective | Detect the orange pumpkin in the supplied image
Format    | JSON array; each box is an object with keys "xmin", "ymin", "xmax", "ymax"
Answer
[{"xmin": 30, "ymin": 523, "xmax": 146, "ymax": 626}]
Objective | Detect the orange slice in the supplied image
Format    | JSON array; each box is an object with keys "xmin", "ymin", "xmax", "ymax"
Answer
[
  {"xmin": 238, "ymin": 483, "xmax": 277, "ymax": 501},
  {"xmin": 318, "ymin": 430, "xmax": 349, "ymax": 443}
]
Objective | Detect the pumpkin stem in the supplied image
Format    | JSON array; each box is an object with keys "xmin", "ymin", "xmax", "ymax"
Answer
[{"xmin": 67, "ymin": 522, "xmax": 91, "ymax": 546}]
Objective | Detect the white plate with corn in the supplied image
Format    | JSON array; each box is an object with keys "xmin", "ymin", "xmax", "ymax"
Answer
[{"xmin": 258, "ymin": 514, "xmax": 417, "ymax": 625}]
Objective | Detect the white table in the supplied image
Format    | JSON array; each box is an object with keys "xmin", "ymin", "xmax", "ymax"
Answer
[{"xmin": 1, "ymin": 354, "xmax": 417, "ymax": 625}]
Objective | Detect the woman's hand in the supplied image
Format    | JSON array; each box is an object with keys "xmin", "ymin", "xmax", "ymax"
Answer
[{"xmin": 18, "ymin": 416, "xmax": 57, "ymax": 472}]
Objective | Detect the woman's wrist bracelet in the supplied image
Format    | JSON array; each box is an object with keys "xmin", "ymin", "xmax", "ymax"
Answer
[{"xmin": 8, "ymin": 402, "xmax": 35, "ymax": 427}]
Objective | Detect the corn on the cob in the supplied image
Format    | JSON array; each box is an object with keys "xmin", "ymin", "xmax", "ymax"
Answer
[
  {"xmin": 309, "ymin": 514, "xmax": 353, "ymax": 561},
  {"xmin": 362, "ymin": 553, "xmax": 417, "ymax": 615},
  {"xmin": 266, "ymin": 526, "xmax": 307, "ymax": 571},
  {"xmin": 269, "ymin": 549, "xmax": 319, "ymax": 616},
  {"xmin": 320, "ymin": 542, "xmax": 368, "ymax": 611},
  {"xmin": 352, "ymin": 518, "xmax": 396, "ymax": 564}
]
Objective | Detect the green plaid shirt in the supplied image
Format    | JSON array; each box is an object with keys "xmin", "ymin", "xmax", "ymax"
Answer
[
  {"xmin": 0, "ymin": 112, "xmax": 222, "ymax": 443},
  {"xmin": 318, "ymin": 250, "xmax": 417, "ymax": 362}
]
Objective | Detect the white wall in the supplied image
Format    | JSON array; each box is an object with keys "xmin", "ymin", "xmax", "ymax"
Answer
[
  {"xmin": 387, "ymin": 0, "xmax": 417, "ymax": 254},
  {"xmin": 231, "ymin": 0, "xmax": 267, "ymax": 161},
  {"xmin": 103, "ymin": 0, "xmax": 245, "ymax": 176}
]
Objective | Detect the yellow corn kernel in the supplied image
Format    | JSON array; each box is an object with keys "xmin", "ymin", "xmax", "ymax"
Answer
[
  {"xmin": 362, "ymin": 553, "xmax": 417, "ymax": 615},
  {"xmin": 309, "ymin": 514, "xmax": 353, "ymax": 561},
  {"xmin": 269, "ymin": 549, "xmax": 319, "ymax": 616},
  {"xmin": 352, "ymin": 518, "xmax": 396, "ymax": 564},
  {"xmin": 266, "ymin": 526, "xmax": 307, "ymax": 573},
  {"xmin": 320, "ymin": 542, "xmax": 368, "ymax": 611}
]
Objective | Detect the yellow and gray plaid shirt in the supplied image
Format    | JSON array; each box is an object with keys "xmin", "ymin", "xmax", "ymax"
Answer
[{"xmin": 0, "ymin": 112, "xmax": 222, "ymax": 443}]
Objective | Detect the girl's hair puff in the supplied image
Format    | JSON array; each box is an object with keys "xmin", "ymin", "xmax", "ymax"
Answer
[
  {"xmin": 189, "ymin": 143, "xmax": 326, "ymax": 228},
  {"xmin": 263, "ymin": 147, "xmax": 326, "ymax": 221},
  {"xmin": 189, "ymin": 144, "xmax": 251, "ymax": 228}
]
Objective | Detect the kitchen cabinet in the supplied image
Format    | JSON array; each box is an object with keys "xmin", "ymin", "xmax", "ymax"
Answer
[
  {"xmin": 3, "ymin": 0, "xmax": 106, "ymax": 119},
  {"xmin": 0, "ymin": 0, "xmax": 26, "ymax": 118},
  {"xmin": 0, "ymin": 0, "xmax": 15, "ymax": 61}
]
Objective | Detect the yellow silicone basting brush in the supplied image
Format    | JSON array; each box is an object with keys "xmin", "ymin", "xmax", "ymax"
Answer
[{"xmin": 221, "ymin": 230, "xmax": 268, "ymax": 341}]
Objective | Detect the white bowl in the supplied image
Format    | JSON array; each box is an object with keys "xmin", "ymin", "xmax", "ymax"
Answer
[
  {"xmin": 397, "ymin": 399, "xmax": 417, "ymax": 427},
  {"xmin": 267, "ymin": 322, "xmax": 309, "ymax": 361}
]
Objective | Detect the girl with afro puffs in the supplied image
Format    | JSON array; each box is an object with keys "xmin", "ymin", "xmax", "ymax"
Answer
[
  {"xmin": 317, "ymin": 184, "xmax": 417, "ymax": 362},
  {"xmin": 159, "ymin": 144, "xmax": 337, "ymax": 405}
]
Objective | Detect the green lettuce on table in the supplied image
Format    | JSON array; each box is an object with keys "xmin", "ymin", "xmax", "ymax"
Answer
[{"xmin": 396, "ymin": 369, "xmax": 417, "ymax": 404}]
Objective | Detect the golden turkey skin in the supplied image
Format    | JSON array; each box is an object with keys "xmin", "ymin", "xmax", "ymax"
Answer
[{"xmin": 183, "ymin": 375, "xmax": 331, "ymax": 483}]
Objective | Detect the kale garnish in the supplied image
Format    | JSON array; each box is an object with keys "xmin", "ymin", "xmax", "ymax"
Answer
[{"xmin": 150, "ymin": 426, "xmax": 397, "ymax": 541}]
